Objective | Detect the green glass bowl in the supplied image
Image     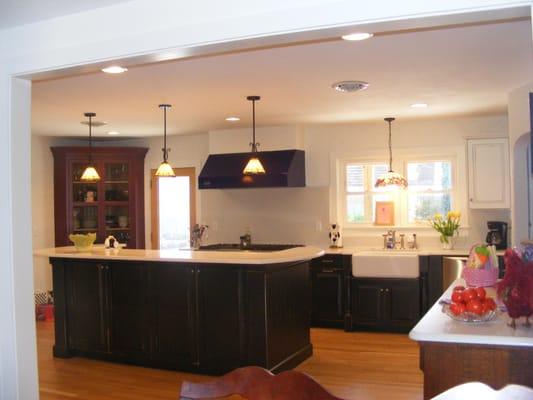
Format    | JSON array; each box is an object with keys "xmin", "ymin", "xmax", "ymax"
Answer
[{"xmin": 69, "ymin": 233, "xmax": 97, "ymax": 251}]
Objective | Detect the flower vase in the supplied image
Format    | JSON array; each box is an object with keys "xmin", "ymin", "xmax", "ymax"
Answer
[{"xmin": 440, "ymin": 234, "xmax": 456, "ymax": 250}]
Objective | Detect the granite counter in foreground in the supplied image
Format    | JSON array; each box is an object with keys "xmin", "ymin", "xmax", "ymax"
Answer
[
  {"xmin": 409, "ymin": 278, "xmax": 533, "ymax": 399},
  {"xmin": 38, "ymin": 246, "xmax": 323, "ymax": 375}
]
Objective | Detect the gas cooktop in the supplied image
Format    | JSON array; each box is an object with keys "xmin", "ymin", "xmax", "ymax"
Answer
[{"xmin": 198, "ymin": 243, "xmax": 303, "ymax": 252}]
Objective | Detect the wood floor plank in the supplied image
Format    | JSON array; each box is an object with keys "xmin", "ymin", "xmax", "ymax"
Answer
[{"xmin": 37, "ymin": 322, "xmax": 423, "ymax": 399}]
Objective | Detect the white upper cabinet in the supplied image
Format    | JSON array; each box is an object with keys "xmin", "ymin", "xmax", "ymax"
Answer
[{"xmin": 467, "ymin": 138, "xmax": 510, "ymax": 209}]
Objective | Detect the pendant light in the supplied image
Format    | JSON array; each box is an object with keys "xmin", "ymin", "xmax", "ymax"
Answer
[
  {"xmin": 374, "ymin": 117, "xmax": 408, "ymax": 189},
  {"xmin": 155, "ymin": 104, "xmax": 175, "ymax": 177},
  {"xmin": 243, "ymin": 95, "xmax": 266, "ymax": 175},
  {"xmin": 80, "ymin": 112, "xmax": 101, "ymax": 182}
]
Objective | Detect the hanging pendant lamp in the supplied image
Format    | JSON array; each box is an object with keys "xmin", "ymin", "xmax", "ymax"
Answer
[
  {"xmin": 374, "ymin": 117, "xmax": 408, "ymax": 189},
  {"xmin": 243, "ymin": 96, "xmax": 266, "ymax": 175},
  {"xmin": 80, "ymin": 112, "xmax": 101, "ymax": 182},
  {"xmin": 155, "ymin": 104, "xmax": 175, "ymax": 177}
]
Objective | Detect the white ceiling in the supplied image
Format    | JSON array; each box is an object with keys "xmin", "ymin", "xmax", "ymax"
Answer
[
  {"xmin": 0, "ymin": 0, "xmax": 134, "ymax": 30},
  {"xmin": 31, "ymin": 19, "xmax": 533, "ymax": 139}
]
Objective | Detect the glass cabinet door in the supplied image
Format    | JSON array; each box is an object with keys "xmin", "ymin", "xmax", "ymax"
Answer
[
  {"xmin": 73, "ymin": 206, "xmax": 99, "ymax": 233},
  {"xmin": 105, "ymin": 205, "xmax": 130, "ymax": 244},
  {"xmin": 72, "ymin": 162, "xmax": 98, "ymax": 203},
  {"xmin": 104, "ymin": 162, "xmax": 131, "ymax": 245},
  {"xmin": 105, "ymin": 163, "xmax": 129, "ymax": 201}
]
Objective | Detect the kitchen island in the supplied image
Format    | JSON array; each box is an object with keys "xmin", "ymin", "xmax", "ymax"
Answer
[
  {"xmin": 36, "ymin": 245, "xmax": 323, "ymax": 374},
  {"xmin": 409, "ymin": 279, "xmax": 533, "ymax": 399}
]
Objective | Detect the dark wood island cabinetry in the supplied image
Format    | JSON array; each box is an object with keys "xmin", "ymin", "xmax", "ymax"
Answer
[{"xmin": 49, "ymin": 254, "xmax": 314, "ymax": 374}]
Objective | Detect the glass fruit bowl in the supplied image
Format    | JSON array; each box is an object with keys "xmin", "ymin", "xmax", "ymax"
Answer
[
  {"xmin": 441, "ymin": 302, "xmax": 497, "ymax": 323},
  {"xmin": 69, "ymin": 233, "xmax": 96, "ymax": 252}
]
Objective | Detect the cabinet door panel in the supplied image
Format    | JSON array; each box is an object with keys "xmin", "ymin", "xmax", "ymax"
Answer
[
  {"xmin": 468, "ymin": 139, "xmax": 510, "ymax": 208},
  {"xmin": 197, "ymin": 265, "xmax": 243, "ymax": 373},
  {"xmin": 66, "ymin": 262, "xmax": 107, "ymax": 353},
  {"xmin": 311, "ymin": 270, "xmax": 344, "ymax": 323},
  {"xmin": 151, "ymin": 263, "xmax": 196, "ymax": 368},
  {"xmin": 352, "ymin": 281, "xmax": 382, "ymax": 322},
  {"xmin": 108, "ymin": 262, "xmax": 150, "ymax": 360},
  {"xmin": 387, "ymin": 280, "xmax": 420, "ymax": 322}
]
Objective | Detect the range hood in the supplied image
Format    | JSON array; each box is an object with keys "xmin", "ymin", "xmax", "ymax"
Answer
[{"xmin": 198, "ymin": 149, "xmax": 305, "ymax": 189}]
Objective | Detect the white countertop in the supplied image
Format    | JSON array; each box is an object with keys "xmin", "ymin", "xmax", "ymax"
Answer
[
  {"xmin": 34, "ymin": 245, "xmax": 325, "ymax": 265},
  {"xmin": 409, "ymin": 278, "xmax": 533, "ymax": 347},
  {"xmin": 325, "ymin": 246, "xmax": 505, "ymax": 256}
]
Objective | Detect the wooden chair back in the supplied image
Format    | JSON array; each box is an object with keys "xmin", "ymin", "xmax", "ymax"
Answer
[{"xmin": 179, "ymin": 366, "xmax": 345, "ymax": 400}]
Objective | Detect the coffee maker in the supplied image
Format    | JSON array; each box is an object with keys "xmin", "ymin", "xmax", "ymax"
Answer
[{"xmin": 485, "ymin": 221, "xmax": 508, "ymax": 250}]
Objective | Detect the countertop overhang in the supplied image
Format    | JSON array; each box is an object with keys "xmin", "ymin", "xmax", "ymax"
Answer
[
  {"xmin": 34, "ymin": 246, "xmax": 325, "ymax": 265},
  {"xmin": 409, "ymin": 278, "xmax": 533, "ymax": 348}
]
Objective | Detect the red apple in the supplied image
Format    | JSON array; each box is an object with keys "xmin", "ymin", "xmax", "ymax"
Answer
[
  {"xmin": 466, "ymin": 299, "xmax": 483, "ymax": 315},
  {"xmin": 475, "ymin": 287, "xmax": 486, "ymax": 301},
  {"xmin": 451, "ymin": 290, "xmax": 464, "ymax": 304},
  {"xmin": 463, "ymin": 288, "xmax": 478, "ymax": 302}
]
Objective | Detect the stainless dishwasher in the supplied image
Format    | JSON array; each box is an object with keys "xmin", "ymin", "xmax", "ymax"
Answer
[{"xmin": 442, "ymin": 256, "xmax": 468, "ymax": 291}]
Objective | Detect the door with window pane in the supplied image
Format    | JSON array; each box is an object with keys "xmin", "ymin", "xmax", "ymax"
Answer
[{"xmin": 151, "ymin": 168, "xmax": 196, "ymax": 249}]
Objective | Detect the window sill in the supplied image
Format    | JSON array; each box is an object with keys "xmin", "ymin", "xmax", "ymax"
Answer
[{"xmin": 342, "ymin": 225, "xmax": 470, "ymax": 236}]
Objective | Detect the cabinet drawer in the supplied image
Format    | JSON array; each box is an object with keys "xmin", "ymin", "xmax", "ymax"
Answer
[{"xmin": 311, "ymin": 254, "xmax": 350, "ymax": 269}]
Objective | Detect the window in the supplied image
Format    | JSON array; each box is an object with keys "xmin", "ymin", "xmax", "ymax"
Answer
[
  {"xmin": 407, "ymin": 161, "xmax": 452, "ymax": 223},
  {"xmin": 340, "ymin": 157, "xmax": 456, "ymax": 227},
  {"xmin": 344, "ymin": 163, "xmax": 392, "ymax": 224}
]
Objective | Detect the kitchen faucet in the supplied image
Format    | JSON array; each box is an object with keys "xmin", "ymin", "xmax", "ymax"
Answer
[{"xmin": 382, "ymin": 230, "xmax": 408, "ymax": 250}]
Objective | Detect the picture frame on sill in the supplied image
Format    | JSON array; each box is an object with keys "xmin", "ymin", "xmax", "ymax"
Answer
[{"xmin": 375, "ymin": 201, "xmax": 394, "ymax": 226}]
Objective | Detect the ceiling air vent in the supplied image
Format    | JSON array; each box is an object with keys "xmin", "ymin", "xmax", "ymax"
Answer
[{"xmin": 331, "ymin": 80, "xmax": 369, "ymax": 93}]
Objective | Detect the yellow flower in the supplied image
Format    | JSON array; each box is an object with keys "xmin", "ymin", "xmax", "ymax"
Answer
[
  {"xmin": 434, "ymin": 213, "xmax": 442, "ymax": 220},
  {"xmin": 447, "ymin": 211, "xmax": 461, "ymax": 219}
]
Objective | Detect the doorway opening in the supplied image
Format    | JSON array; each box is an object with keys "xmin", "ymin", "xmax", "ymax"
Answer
[{"xmin": 151, "ymin": 167, "xmax": 196, "ymax": 249}]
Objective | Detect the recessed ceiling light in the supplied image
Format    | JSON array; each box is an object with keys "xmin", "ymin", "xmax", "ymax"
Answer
[
  {"xmin": 332, "ymin": 81, "xmax": 369, "ymax": 93},
  {"xmin": 107, "ymin": 131, "xmax": 120, "ymax": 135},
  {"xmin": 410, "ymin": 103, "xmax": 429, "ymax": 108},
  {"xmin": 225, "ymin": 116, "xmax": 240, "ymax": 122},
  {"xmin": 341, "ymin": 32, "xmax": 374, "ymax": 41},
  {"xmin": 101, "ymin": 66, "xmax": 128, "ymax": 74}
]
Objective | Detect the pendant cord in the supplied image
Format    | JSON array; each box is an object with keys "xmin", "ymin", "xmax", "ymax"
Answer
[
  {"xmin": 388, "ymin": 119, "xmax": 392, "ymax": 172},
  {"xmin": 252, "ymin": 99, "xmax": 256, "ymax": 152},
  {"xmin": 163, "ymin": 106, "xmax": 167, "ymax": 162},
  {"xmin": 88, "ymin": 115, "xmax": 93, "ymax": 165}
]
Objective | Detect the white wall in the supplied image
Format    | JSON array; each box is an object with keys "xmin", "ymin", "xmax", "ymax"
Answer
[
  {"xmin": 508, "ymin": 80, "xmax": 533, "ymax": 245},
  {"xmin": 144, "ymin": 114, "xmax": 512, "ymax": 249},
  {"xmin": 209, "ymin": 126, "xmax": 305, "ymax": 154},
  {"xmin": 31, "ymin": 136, "xmax": 55, "ymax": 293}
]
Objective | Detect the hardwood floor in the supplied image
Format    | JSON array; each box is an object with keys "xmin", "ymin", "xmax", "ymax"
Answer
[{"xmin": 37, "ymin": 321, "xmax": 423, "ymax": 399}]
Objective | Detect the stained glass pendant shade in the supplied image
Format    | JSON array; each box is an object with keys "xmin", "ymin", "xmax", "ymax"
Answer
[
  {"xmin": 155, "ymin": 104, "xmax": 175, "ymax": 177},
  {"xmin": 80, "ymin": 112, "xmax": 101, "ymax": 182},
  {"xmin": 243, "ymin": 96, "xmax": 266, "ymax": 175},
  {"xmin": 374, "ymin": 117, "xmax": 408, "ymax": 189}
]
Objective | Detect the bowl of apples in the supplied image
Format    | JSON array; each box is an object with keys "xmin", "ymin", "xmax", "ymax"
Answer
[{"xmin": 441, "ymin": 285, "xmax": 498, "ymax": 323}]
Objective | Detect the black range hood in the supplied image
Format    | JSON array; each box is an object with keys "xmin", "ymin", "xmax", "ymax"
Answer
[{"xmin": 198, "ymin": 149, "xmax": 305, "ymax": 189}]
